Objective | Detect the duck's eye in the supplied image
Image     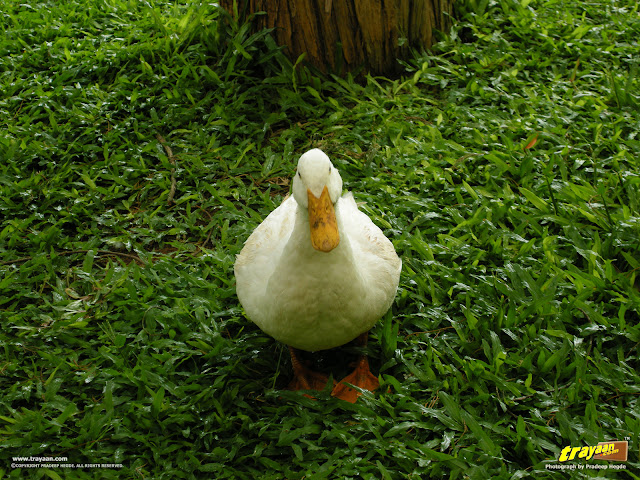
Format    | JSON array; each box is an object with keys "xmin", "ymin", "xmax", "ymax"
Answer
[
  {"xmin": 328, "ymin": 167, "xmax": 331, "ymax": 174},
  {"xmin": 297, "ymin": 171, "xmax": 301, "ymax": 179}
]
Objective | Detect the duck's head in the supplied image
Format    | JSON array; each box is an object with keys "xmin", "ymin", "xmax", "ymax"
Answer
[{"xmin": 292, "ymin": 149, "xmax": 343, "ymax": 253}]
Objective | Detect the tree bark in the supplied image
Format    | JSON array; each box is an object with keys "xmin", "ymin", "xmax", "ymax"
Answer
[{"xmin": 219, "ymin": 0, "xmax": 454, "ymax": 76}]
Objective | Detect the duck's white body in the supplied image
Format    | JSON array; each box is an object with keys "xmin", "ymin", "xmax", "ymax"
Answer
[{"xmin": 234, "ymin": 149, "xmax": 401, "ymax": 352}]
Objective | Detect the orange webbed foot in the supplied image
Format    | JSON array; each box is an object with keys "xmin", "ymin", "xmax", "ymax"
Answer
[
  {"xmin": 287, "ymin": 347, "xmax": 335, "ymax": 398},
  {"xmin": 331, "ymin": 356, "xmax": 379, "ymax": 403},
  {"xmin": 288, "ymin": 368, "xmax": 332, "ymax": 392}
]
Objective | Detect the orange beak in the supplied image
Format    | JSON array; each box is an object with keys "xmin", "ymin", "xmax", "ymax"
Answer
[{"xmin": 307, "ymin": 186, "xmax": 339, "ymax": 252}]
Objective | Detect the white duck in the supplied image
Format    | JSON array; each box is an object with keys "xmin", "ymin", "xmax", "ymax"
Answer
[{"xmin": 234, "ymin": 149, "xmax": 401, "ymax": 402}]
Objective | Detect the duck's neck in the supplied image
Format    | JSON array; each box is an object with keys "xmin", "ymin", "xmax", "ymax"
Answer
[
  {"xmin": 287, "ymin": 203, "xmax": 356, "ymax": 266},
  {"xmin": 265, "ymin": 202, "xmax": 364, "ymax": 308}
]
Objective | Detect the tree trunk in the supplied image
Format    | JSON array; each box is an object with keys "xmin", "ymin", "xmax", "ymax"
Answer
[{"xmin": 219, "ymin": 0, "xmax": 454, "ymax": 76}]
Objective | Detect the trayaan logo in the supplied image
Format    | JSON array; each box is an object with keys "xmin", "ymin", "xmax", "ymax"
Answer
[
  {"xmin": 545, "ymin": 441, "xmax": 630, "ymax": 471},
  {"xmin": 558, "ymin": 441, "xmax": 628, "ymax": 462}
]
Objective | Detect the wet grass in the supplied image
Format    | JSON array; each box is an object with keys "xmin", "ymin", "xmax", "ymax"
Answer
[{"xmin": 1, "ymin": 0, "xmax": 639, "ymax": 478}]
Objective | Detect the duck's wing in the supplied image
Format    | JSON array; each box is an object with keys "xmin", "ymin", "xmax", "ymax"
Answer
[
  {"xmin": 234, "ymin": 196, "xmax": 297, "ymax": 305},
  {"xmin": 337, "ymin": 192, "xmax": 402, "ymax": 303}
]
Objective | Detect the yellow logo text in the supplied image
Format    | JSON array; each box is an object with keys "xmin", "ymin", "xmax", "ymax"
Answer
[{"xmin": 559, "ymin": 442, "xmax": 621, "ymax": 462}]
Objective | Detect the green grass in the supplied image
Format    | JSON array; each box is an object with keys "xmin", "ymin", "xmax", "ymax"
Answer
[{"xmin": 1, "ymin": 0, "xmax": 640, "ymax": 478}]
